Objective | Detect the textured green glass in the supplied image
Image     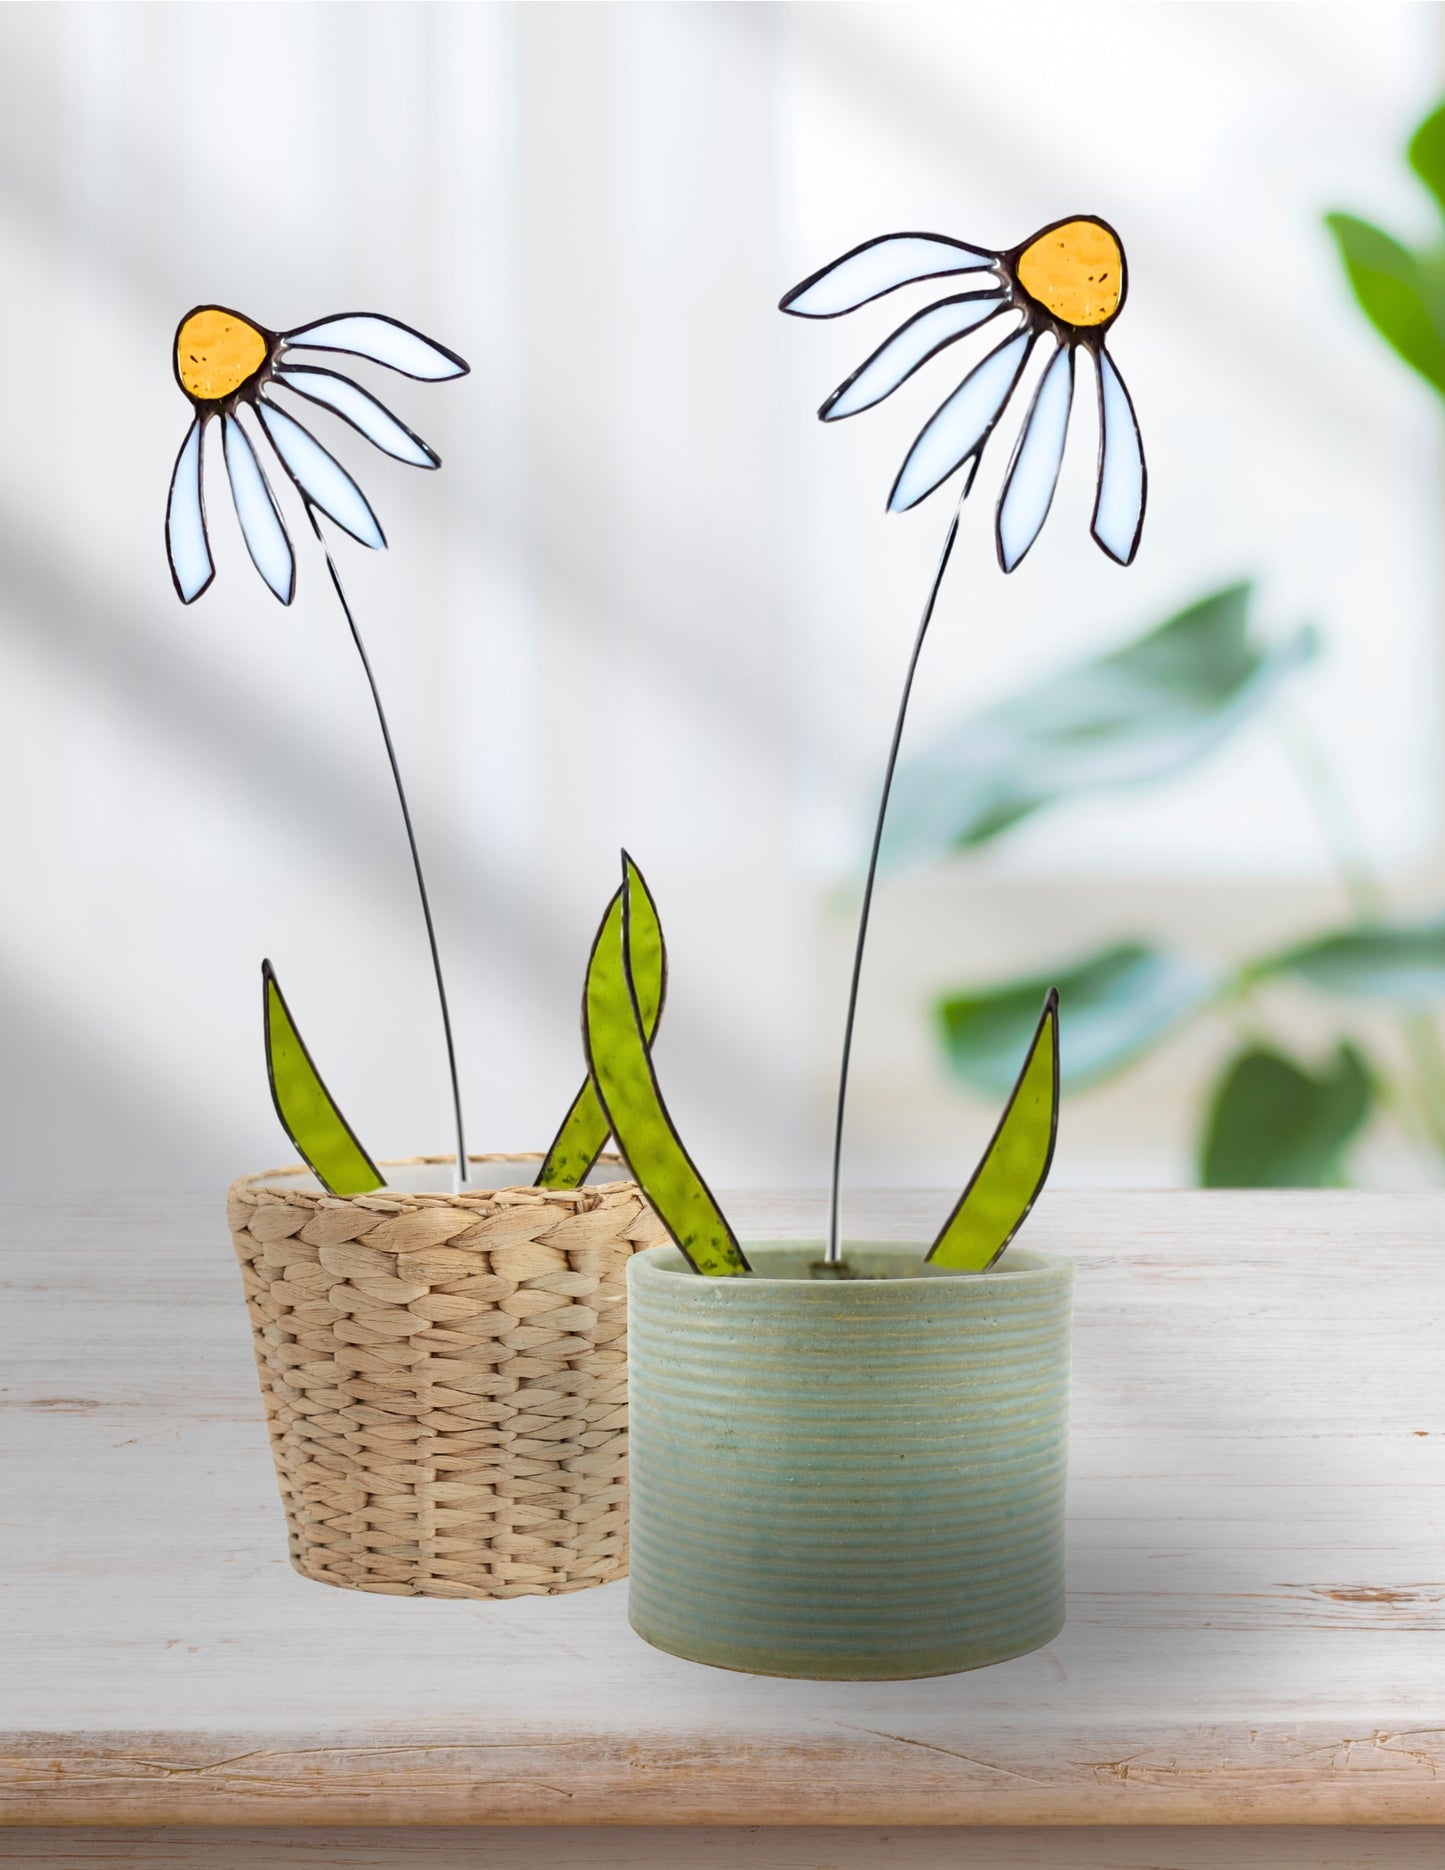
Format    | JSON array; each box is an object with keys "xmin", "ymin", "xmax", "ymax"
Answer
[
  {"xmin": 928, "ymin": 988, "xmax": 1058, "ymax": 1271},
  {"xmin": 584, "ymin": 857, "xmax": 747, "ymax": 1277},
  {"xmin": 262, "ymin": 960, "xmax": 384, "ymax": 1197},
  {"xmin": 536, "ymin": 858, "xmax": 666, "ymax": 1188}
]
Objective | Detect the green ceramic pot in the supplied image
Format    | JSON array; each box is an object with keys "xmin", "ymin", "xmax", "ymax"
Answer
[{"xmin": 626, "ymin": 1240, "xmax": 1073, "ymax": 1680}]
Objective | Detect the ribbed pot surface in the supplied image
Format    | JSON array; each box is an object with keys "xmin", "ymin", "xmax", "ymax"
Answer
[{"xmin": 626, "ymin": 1240, "xmax": 1073, "ymax": 1679}]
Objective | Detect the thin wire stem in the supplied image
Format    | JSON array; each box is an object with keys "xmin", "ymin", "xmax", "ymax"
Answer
[
  {"xmin": 826, "ymin": 493, "xmax": 964, "ymax": 1261},
  {"xmin": 308, "ymin": 508, "xmax": 469, "ymax": 1190}
]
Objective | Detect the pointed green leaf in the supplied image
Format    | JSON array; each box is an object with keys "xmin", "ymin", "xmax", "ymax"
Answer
[
  {"xmin": 536, "ymin": 859, "xmax": 667, "ymax": 1187},
  {"xmin": 938, "ymin": 942, "xmax": 1214, "ymax": 1095},
  {"xmin": 928, "ymin": 990, "xmax": 1059, "ymax": 1272},
  {"xmin": 881, "ymin": 583, "xmax": 1316, "ymax": 868},
  {"xmin": 1261, "ymin": 917, "xmax": 1445, "ymax": 1003},
  {"xmin": 262, "ymin": 960, "xmax": 384, "ymax": 1197},
  {"xmin": 1408, "ymin": 100, "xmax": 1445, "ymax": 219},
  {"xmin": 1324, "ymin": 211, "xmax": 1445, "ymax": 398},
  {"xmin": 1199, "ymin": 1042, "xmax": 1371, "ymax": 1188},
  {"xmin": 583, "ymin": 856, "xmax": 747, "ymax": 1277}
]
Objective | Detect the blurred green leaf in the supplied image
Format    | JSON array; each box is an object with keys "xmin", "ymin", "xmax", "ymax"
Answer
[
  {"xmin": 882, "ymin": 584, "xmax": 1316, "ymax": 869},
  {"xmin": 1324, "ymin": 212, "xmax": 1445, "ymax": 397},
  {"xmin": 1409, "ymin": 100, "xmax": 1445, "ymax": 217},
  {"xmin": 1264, "ymin": 917, "xmax": 1445, "ymax": 1003},
  {"xmin": 930, "ymin": 991, "xmax": 1059, "ymax": 1272},
  {"xmin": 1199, "ymin": 1042, "xmax": 1371, "ymax": 1188},
  {"xmin": 937, "ymin": 942, "xmax": 1215, "ymax": 1096}
]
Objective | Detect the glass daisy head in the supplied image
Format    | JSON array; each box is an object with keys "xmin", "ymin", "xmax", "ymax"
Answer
[
  {"xmin": 166, "ymin": 306, "xmax": 469, "ymax": 605},
  {"xmin": 780, "ymin": 215, "xmax": 1145, "ymax": 571}
]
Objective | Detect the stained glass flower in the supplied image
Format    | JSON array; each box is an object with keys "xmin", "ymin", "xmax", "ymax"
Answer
[
  {"xmin": 781, "ymin": 215, "xmax": 1145, "ymax": 571},
  {"xmin": 165, "ymin": 306, "xmax": 468, "ymax": 604}
]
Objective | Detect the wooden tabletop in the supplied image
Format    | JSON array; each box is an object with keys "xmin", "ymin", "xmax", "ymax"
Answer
[{"xmin": 3, "ymin": 1188, "xmax": 1444, "ymax": 1830}]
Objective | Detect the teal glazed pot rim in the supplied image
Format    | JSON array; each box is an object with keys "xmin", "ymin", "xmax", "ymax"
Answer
[{"xmin": 631, "ymin": 1239, "xmax": 1069, "ymax": 1291}]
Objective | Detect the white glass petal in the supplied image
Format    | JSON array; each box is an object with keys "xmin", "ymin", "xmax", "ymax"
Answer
[
  {"xmin": 165, "ymin": 418, "xmax": 213, "ymax": 603},
  {"xmin": 257, "ymin": 401, "xmax": 385, "ymax": 550},
  {"xmin": 283, "ymin": 314, "xmax": 467, "ymax": 380},
  {"xmin": 222, "ymin": 414, "xmax": 295, "ymax": 605},
  {"xmin": 274, "ymin": 366, "xmax": 437, "ymax": 467},
  {"xmin": 888, "ymin": 330, "xmax": 1032, "ymax": 513},
  {"xmin": 1091, "ymin": 348, "xmax": 1146, "ymax": 565},
  {"xmin": 822, "ymin": 295, "xmax": 1008, "ymax": 421},
  {"xmin": 996, "ymin": 345, "xmax": 1074, "ymax": 572},
  {"xmin": 782, "ymin": 234, "xmax": 996, "ymax": 318}
]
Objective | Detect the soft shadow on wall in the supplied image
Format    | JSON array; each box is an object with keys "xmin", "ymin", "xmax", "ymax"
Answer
[{"xmin": 0, "ymin": 4, "xmax": 1439, "ymax": 1195}]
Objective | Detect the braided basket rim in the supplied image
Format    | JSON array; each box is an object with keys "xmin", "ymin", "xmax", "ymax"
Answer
[{"xmin": 231, "ymin": 1151, "xmax": 633, "ymax": 1210}]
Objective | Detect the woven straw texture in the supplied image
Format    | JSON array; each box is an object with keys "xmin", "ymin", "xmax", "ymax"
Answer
[{"xmin": 227, "ymin": 1154, "xmax": 666, "ymax": 1600}]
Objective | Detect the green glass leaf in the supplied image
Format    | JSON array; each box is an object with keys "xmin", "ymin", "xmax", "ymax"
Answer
[
  {"xmin": 583, "ymin": 854, "xmax": 748, "ymax": 1277},
  {"xmin": 928, "ymin": 990, "xmax": 1059, "ymax": 1273},
  {"xmin": 1262, "ymin": 917, "xmax": 1445, "ymax": 1003},
  {"xmin": 1324, "ymin": 212, "xmax": 1445, "ymax": 398},
  {"xmin": 536, "ymin": 859, "xmax": 667, "ymax": 1187},
  {"xmin": 881, "ymin": 583, "xmax": 1316, "ymax": 869},
  {"xmin": 1199, "ymin": 1042, "xmax": 1372, "ymax": 1188},
  {"xmin": 1408, "ymin": 100, "xmax": 1445, "ymax": 218},
  {"xmin": 262, "ymin": 960, "xmax": 384, "ymax": 1197},
  {"xmin": 938, "ymin": 942, "xmax": 1214, "ymax": 1096}
]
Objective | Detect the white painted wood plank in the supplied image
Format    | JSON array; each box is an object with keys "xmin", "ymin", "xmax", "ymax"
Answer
[
  {"xmin": 3, "ymin": 1190, "xmax": 1445, "ymax": 1826},
  {"xmin": 3, "ymin": 1827, "xmax": 1444, "ymax": 1868}
]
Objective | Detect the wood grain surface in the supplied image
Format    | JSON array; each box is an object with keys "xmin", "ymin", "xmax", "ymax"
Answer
[
  {"xmin": 3, "ymin": 1825, "xmax": 1445, "ymax": 1867},
  {"xmin": 3, "ymin": 1189, "xmax": 1444, "ymax": 1830}
]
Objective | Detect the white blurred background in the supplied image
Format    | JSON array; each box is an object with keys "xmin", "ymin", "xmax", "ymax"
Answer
[{"xmin": 0, "ymin": 1, "xmax": 1440, "ymax": 1193}]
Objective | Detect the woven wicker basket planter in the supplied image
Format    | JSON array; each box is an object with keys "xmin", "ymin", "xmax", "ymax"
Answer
[{"xmin": 226, "ymin": 1153, "xmax": 665, "ymax": 1600}]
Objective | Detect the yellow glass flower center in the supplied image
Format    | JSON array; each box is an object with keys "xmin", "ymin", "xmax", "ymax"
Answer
[
  {"xmin": 1015, "ymin": 220, "xmax": 1122, "ymax": 328},
  {"xmin": 176, "ymin": 308, "xmax": 268, "ymax": 402}
]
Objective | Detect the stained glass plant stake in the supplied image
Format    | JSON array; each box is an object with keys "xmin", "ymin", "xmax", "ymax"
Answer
[
  {"xmin": 166, "ymin": 305, "xmax": 472, "ymax": 1192},
  {"xmin": 784, "ymin": 216, "xmax": 1146, "ymax": 1262}
]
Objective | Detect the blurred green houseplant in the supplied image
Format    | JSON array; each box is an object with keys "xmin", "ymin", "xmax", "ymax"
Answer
[
  {"xmin": 1326, "ymin": 99, "xmax": 1445, "ymax": 400},
  {"xmin": 909, "ymin": 97, "xmax": 1445, "ymax": 1186}
]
